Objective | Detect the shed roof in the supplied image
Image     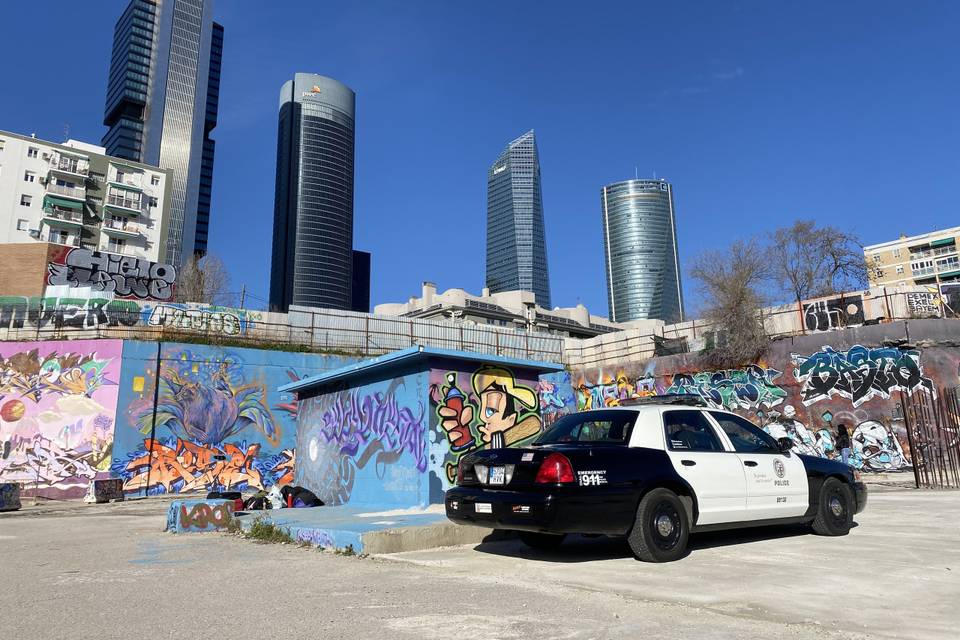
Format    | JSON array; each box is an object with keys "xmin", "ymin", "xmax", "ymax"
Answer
[{"xmin": 278, "ymin": 345, "xmax": 564, "ymax": 394}]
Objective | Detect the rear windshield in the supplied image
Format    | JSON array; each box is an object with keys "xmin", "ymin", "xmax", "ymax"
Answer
[{"xmin": 533, "ymin": 410, "xmax": 638, "ymax": 445}]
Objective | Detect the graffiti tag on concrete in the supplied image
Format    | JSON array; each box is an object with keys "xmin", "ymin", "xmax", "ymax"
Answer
[
  {"xmin": 803, "ymin": 295, "xmax": 865, "ymax": 332},
  {"xmin": 792, "ymin": 345, "xmax": 934, "ymax": 407},
  {"xmin": 665, "ymin": 365, "xmax": 787, "ymax": 410},
  {"xmin": 48, "ymin": 248, "xmax": 176, "ymax": 301}
]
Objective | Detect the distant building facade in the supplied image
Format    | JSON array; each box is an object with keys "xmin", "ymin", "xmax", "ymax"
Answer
[
  {"xmin": 486, "ymin": 130, "xmax": 551, "ymax": 308},
  {"xmin": 601, "ymin": 178, "xmax": 684, "ymax": 323},
  {"xmin": 102, "ymin": 0, "xmax": 223, "ymax": 263},
  {"xmin": 0, "ymin": 130, "xmax": 172, "ymax": 263},
  {"xmin": 374, "ymin": 282, "xmax": 624, "ymax": 339},
  {"xmin": 270, "ymin": 73, "xmax": 357, "ymax": 313},
  {"xmin": 865, "ymin": 226, "xmax": 960, "ymax": 288},
  {"xmin": 351, "ymin": 250, "xmax": 371, "ymax": 313}
]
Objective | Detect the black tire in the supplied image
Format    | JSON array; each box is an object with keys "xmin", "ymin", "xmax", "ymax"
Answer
[
  {"xmin": 811, "ymin": 477, "xmax": 853, "ymax": 536},
  {"xmin": 628, "ymin": 488, "xmax": 690, "ymax": 563},
  {"xmin": 519, "ymin": 531, "xmax": 566, "ymax": 551}
]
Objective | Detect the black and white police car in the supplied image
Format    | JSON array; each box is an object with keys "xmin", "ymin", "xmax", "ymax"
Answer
[{"xmin": 445, "ymin": 396, "xmax": 867, "ymax": 562}]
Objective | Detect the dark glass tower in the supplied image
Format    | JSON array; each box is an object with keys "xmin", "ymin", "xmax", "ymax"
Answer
[
  {"xmin": 601, "ymin": 179, "xmax": 684, "ymax": 323},
  {"xmin": 102, "ymin": 0, "xmax": 222, "ymax": 262},
  {"xmin": 270, "ymin": 73, "xmax": 356, "ymax": 312},
  {"xmin": 486, "ymin": 130, "xmax": 551, "ymax": 308}
]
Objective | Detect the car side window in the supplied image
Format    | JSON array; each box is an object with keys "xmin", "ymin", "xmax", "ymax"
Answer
[
  {"xmin": 709, "ymin": 412, "xmax": 779, "ymax": 454},
  {"xmin": 663, "ymin": 410, "xmax": 724, "ymax": 452}
]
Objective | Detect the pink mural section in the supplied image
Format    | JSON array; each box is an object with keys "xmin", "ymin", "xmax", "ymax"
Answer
[{"xmin": 0, "ymin": 340, "xmax": 122, "ymax": 498}]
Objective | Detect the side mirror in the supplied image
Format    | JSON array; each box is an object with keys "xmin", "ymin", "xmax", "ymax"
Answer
[{"xmin": 777, "ymin": 437, "xmax": 793, "ymax": 454}]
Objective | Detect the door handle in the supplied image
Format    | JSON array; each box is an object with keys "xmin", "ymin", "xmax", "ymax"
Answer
[
  {"xmin": 681, "ymin": 460, "xmax": 696, "ymax": 466},
  {"xmin": 743, "ymin": 460, "xmax": 758, "ymax": 467}
]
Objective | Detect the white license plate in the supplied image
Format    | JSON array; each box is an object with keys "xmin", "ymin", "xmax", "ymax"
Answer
[
  {"xmin": 488, "ymin": 466, "xmax": 506, "ymax": 485},
  {"xmin": 475, "ymin": 503, "xmax": 492, "ymax": 514}
]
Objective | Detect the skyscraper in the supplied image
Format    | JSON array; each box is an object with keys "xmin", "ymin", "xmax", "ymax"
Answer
[
  {"xmin": 102, "ymin": 0, "xmax": 222, "ymax": 264},
  {"xmin": 601, "ymin": 178, "xmax": 684, "ymax": 323},
  {"xmin": 270, "ymin": 73, "xmax": 356, "ymax": 312},
  {"xmin": 486, "ymin": 130, "xmax": 551, "ymax": 308}
]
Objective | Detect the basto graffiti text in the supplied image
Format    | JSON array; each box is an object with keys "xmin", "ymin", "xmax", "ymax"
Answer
[{"xmin": 792, "ymin": 345, "xmax": 934, "ymax": 407}]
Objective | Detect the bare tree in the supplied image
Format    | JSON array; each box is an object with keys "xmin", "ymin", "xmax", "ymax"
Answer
[
  {"xmin": 690, "ymin": 238, "xmax": 770, "ymax": 367},
  {"xmin": 768, "ymin": 220, "xmax": 869, "ymax": 304},
  {"xmin": 174, "ymin": 254, "xmax": 233, "ymax": 306}
]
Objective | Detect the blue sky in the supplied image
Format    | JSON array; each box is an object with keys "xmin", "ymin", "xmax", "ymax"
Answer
[{"xmin": 1, "ymin": 1, "xmax": 957, "ymax": 314}]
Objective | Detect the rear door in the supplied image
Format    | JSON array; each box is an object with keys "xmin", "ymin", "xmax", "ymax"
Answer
[
  {"xmin": 707, "ymin": 411, "xmax": 808, "ymax": 520},
  {"xmin": 661, "ymin": 409, "xmax": 748, "ymax": 525}
]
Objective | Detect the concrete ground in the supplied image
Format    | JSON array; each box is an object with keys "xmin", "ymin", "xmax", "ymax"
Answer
[{"xmin": 1, "ymin": 488, "xmax": 957, "ymax": 640}]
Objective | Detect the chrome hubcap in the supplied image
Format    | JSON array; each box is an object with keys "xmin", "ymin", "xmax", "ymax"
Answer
[
  {"xmin": 656, "ymin": 514, "xmax": 675, "ymax": 537},
  {"xmin": 829, "ymin": 496, "xmax": 843, "ymax": 517}
]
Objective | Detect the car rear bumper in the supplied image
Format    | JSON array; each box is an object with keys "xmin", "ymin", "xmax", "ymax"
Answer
[
  {"xmin": 853, "ymin": 481, "xmax": 868, "ymax": 514},
  {"xmin": 445, "ymin": 486, "xmax": 631, "ymax": 535}
]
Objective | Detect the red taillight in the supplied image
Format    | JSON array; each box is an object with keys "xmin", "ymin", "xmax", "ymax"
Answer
[{"xmin": 535, "ymin": 453, "xmax": 575, "ymax": 484}]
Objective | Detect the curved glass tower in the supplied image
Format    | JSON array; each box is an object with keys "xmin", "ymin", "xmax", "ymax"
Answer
[
  {"xmin": 601, "ymin": 179, "xmax": 684, "ymax": 323},
  {"xmin": 270, "ymin": 73, "xmax": 355, "ymax": 311},
  {"xmin": 486, "ymin": 130, "xmax": 551, "ymax": 308}
]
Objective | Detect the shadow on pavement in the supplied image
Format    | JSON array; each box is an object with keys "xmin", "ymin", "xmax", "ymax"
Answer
[{"xmin": 472, "ymin": 521, "xmax": 859, "ymax": 563}]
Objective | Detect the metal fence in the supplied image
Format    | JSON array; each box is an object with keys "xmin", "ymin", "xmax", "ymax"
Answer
[{"xmin": 901, "ymin": 387, "xmax": 960, "ymax": 489}]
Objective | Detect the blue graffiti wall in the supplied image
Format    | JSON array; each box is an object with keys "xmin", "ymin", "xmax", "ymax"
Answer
[
  {"xmin": 295, "ymin": 367, "xmax": 430, "ymax": 508},
  {"xmin": 111, "ymin": 341, "xmax": 358, "ymax": 495}
]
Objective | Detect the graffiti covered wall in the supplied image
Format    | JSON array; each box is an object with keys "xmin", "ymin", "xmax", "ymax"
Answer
[
  {"xmin": 111, "ymin": 342, "xmax": 356, "ymax": 496},
  {"xmin": 429, "ymin": 360, "xmax": 545, "ymax": 498},
  {"xmin": 563, "ymin": 321, "xmax": 960, "ymax": 473},
  {"xmin": 47, "ymin": 246, "xmax": 178, "ymax": 301},
  {"xmin": 295, "ymin": 370, "xmax": 430, "ymax": 508},
  {"xmin": 0, "ymin": 339, "xmax": 121, "ymax": 498}
]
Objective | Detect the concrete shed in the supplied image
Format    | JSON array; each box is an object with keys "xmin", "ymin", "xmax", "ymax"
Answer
[{"xmin": 279, "ymin": 346, "xmax": 565, "ymax": 509}]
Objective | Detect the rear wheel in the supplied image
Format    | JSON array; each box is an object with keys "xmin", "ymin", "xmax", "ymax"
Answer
[
  {"xmin": 519, "ymin": 531, "xmax": 566, "ymax": 551},
  {"xmin": 811, "ymin": 478, "xmax": 853, "ymax": 536},
  {"xmin": 628, "ymin": 488, "xmax": 689, "ymax": 562}
]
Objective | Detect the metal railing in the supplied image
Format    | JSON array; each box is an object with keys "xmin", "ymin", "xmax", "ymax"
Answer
[
  {"xmin": 106, "ymin": 194, "xmax": 142, "ymax": 211},
  {"xmin": 43, "ymin": 208, "xmax": 82, "ymax": 223},
  {"xmin": 46, "ymin": 183, "xmax": 85, "ymax": 199},
  {"xmin": 50, "ymin": 160, "xmax": 89, "ymax": 176},
  {"xmin": 103, "ymin": 219, "xmax": 140, "ymax": 233}
]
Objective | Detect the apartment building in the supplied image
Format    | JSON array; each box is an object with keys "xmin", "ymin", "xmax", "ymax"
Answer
[
  {"xmin": 864, "ymin": 226, "xmax": 960, "ymax": 288},
  {"xmin": 0, "ymin": 130, "xmax": 172, "ymax": 262}
]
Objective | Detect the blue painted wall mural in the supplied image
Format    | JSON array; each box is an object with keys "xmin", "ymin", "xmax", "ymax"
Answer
[
  {"xmin": 111, "ymin": 342, "xmax": 356, "ymax": 495},
  {"xmin": 295, "ymin": 371, "xmax": 429, "ymax": 508}
]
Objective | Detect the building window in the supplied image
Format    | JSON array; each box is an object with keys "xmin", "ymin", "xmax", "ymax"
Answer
[
  {"xmin": 108, "ymin": 237, "xmax": 126, "ymax": 253},
  {"xmin": 0, "ymin": 139, "xmax": 5, "ymax": 151},
  {"xmin": 148, "ymin": 196, "xmax": 158, "ymax": 208},
  {"xmin": 27, "ymin": 147, "xmax": 38, "ymax": 158},
  {"xmin": 20, "ymin": 194, "xmax": 32, "ymax": 207},
  {"xmin": 24, "ymin": 171, "xmax": 35, "ymax": 182},
  {"xmin": 49, "ymin": 229, "xmax": 68, "ymax": 244},
  {"xmin": 16, "ymin": 219, "xmax": 28, "ymax": 231},
  {"xmin": 896, "ymin": 265, "xmax": 904, "ymax": 274},
  {"xmin": 872, "ymin": 254, "xmax": 882, "ymax": 263},
  {"xmin": 893, "ymin": 248, "xmax": 901, "ymax": 258},
  {"xmin": 875, "ymin": 269, "xmax": 884, "ymax": 278},
  {"xmin": 151, "ymin": 175, "xmax": 160, "ymax": 186},
  {"xmin": 115, "ymin": 169, "xmax": 125, "ymax": 183},
  {"xmin": 89, "ymin": 171, "xmax": 105, "ymax": 183}
]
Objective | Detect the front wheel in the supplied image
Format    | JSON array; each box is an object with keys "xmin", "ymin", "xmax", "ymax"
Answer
[
  {"xmin": 811, "ymin": 478, "xmax": 853, "ymax": 536},
  {"xmin": 628, "ymin": 488, "xmax": 690, "ymax": 562},
  {"xmin": 519, "ymin": 531, "xmax": 566, "ymax": 551}
]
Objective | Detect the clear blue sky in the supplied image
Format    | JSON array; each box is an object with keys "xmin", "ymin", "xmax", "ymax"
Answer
[{"xmin": 1, "ymin": 1, "xmax": 958, "ymax": 314}]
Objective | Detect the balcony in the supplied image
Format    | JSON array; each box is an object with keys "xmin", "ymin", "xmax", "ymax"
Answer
[
  {"xmin": 45, "ymin": 182, "xmax": 86, "ymax": 200},
  {"xmin": 101, "ymin": 219, "xmax": 141, "ymax": 238},
  {"xmin": 934, "ymin": 245, "xmax": 957, "ymax": 257},
  {"xmin": 104, "ymin": 194, "xmax": 143, "ymax": 215},
  {"xmin": 42, "ymin": 207, "xmax": 83, "ymax": 227},
  {"xmin": 109, "ymin": 175, "xmax": 144, "ymax": 191},
  {"xmin": 913, "ymin": 266, "xmax": 936, "ymax": 277},
  {"xmin": 48, "ymin": 159, "xmax": 89, "ymax": 179}
]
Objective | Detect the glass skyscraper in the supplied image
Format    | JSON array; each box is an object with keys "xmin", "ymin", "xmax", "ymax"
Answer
[
  {"xmin": 102, "ymin": 0, "xmax": 222, "ymax": 263},
  {"xmin": 601, "ymin": 179, "xmax": 684, "ymax": 323},
  {"xmin": 270, "ymin": 73, "xmax": 356, "ymax": 312},
  {"xmin": 486, "ymin": 130, "xmax": 551, "ymax": 308}
]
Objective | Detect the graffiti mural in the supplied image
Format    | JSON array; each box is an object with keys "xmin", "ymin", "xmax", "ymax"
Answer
[
  {"xmin": 431, "ymin": 366, "xmax": 542, "ymax": 484},
  {"xmin": 665, "ymin": 365, "xmax": 788, "ymax": 411},
  {"xmin": 0, "ymin": 340, "xmax": 121, "ymax": 498},
  {"xmin": 296, "ymin": 375, "xmax": 428, "ymax": 506},
  {"xmin": 906, "ymin": 292, "xmax": 939, "ymax": 318},
  {"xmin": 166, "ymin": 499, "xmax": 235, "ymax": 533},
  {"xmin": 573, "ymin": 369, "xmax": 660, "ymax": 410},
  {"xmin": 803, "ymin": 295, "xmax": 864, "ymax": 332},
  {"xmin": 111, "ymin": 344, "xmax": 354, "ymax": 495},
  {"xmin": 792, "ymin": 345, "xmax": 934, "ymax": 407},
  {"xmin": 0, "ymin": 296, "xmax": 259, "ymax": 336},
  {"xmin": 47, "ymin": 247, "xmax": 177, "ymax": 301},
  {"xmin": 538, "ymin": 371, "xmax": 576, "ymax": 427}
]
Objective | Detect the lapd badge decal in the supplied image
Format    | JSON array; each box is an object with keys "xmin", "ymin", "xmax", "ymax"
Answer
[{"xmin": 773, "ymin": 458, "xmax": 786, "ymax": 478}]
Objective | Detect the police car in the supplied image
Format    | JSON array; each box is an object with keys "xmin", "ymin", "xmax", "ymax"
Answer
[{"xmin": 445, "ymin": 396, "xmax": 867, "ymax": 562}]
